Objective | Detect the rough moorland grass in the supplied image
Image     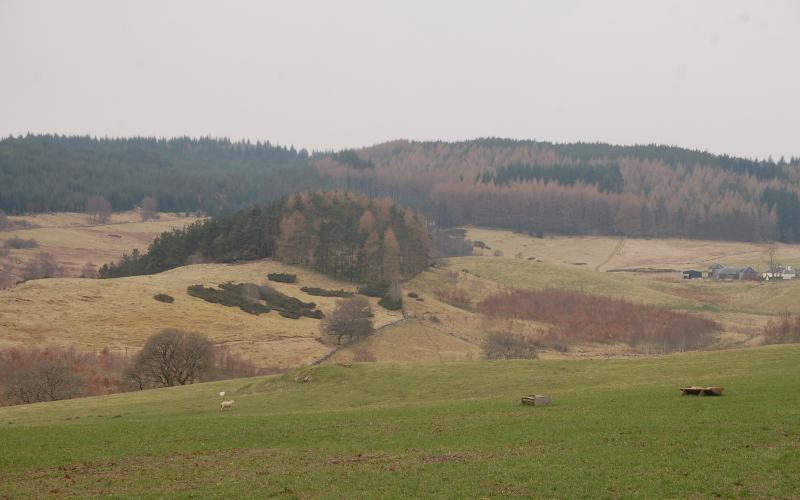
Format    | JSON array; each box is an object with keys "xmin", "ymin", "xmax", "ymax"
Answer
[
  {"xmin": 0, "ymin": 345, "xmax": 798, "ymax": 497},
  {"xmin": 454, "ymin": 256, "xmax": 800, "ymax": 315}
]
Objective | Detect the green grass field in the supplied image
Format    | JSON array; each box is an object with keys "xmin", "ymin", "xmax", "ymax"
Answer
[{"xmin": 1, "ymin": 345, "xmax": 799, "ymax": 497}]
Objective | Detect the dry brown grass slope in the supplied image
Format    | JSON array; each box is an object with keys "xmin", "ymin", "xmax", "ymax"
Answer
[
  {"xmin": 0, "ymin": 260, "xmax": 402, "ymax": 368},
  {"xmin": 465, "ymin": 227, "xmax": 800, "ymax": 271},
  {"xmin": 0, "ymin": 211, "xmax": 199, "ymax": 280}
]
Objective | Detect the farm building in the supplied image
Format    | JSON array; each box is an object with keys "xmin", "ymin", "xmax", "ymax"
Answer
[
  {"xmin": 762, "ymin": 265, "xmax": 799, "ymax": 280},
  {"xmin": 711, "ymin": 266, "xmax": 758, "ymax": 281},
  {"xmin": 682, "ymin": 270, "xmax": 702, "ymax": 279}
]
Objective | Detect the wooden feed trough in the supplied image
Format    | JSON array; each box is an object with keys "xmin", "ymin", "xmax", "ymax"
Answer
[
  {"xmin": 680, "ymin": 386, "xmax": 724, "ymax": 396},
  {"xmin": 521, "ymin": 394, "xmax": 551, "ymax": 406}
]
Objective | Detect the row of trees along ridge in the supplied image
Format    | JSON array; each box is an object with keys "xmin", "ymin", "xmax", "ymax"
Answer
[{"xmin": 99, "ymin": 191, "xmax": 430, "ymax": 284}]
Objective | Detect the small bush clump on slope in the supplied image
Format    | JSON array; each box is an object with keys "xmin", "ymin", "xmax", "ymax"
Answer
[
  {"xmin": 153, "ymin": 293, "xmax": 174, "ymax": 303},
  {"xmin": 3, "ymin": 236, "xmax": 38, "ymax": 249},
  {"xmin": 763, "ymin": 313, "xmax": 800, "ymax": 344},
  {"xmin": 268, "ymin": 273, "xmax": 297, "ymax": 283},
  {"xmin": 483, "ymin": 332, "xmax": 539, "ymax": 360},
  {"xmin": 187, "ymin": 283, "xmax": 323, "ymax": 319},
  {"xmin": 301, "ymin": 287, "xmax": 354, "ymax": 298}
]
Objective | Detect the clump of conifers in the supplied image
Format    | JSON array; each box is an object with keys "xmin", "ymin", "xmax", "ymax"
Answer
[
  {"xmin": 187, "ymin": 282, "xmax": 323, "ymax": 319},
  {"xmin": 267, "ymin": 273, "xmax": 297, "ymax": 283},
  {"xmin": 153, "ymin": 293, "xmax": 174, "ymax": 303},
  {"xmin": 301, "ymin": 286, "xmax": 354, "ymax": 298}
]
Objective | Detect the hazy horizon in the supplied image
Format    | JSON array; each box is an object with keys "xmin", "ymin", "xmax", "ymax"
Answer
[{"xmin": 1, "ymin": 0, "xmax": 798, "ymax": 160}]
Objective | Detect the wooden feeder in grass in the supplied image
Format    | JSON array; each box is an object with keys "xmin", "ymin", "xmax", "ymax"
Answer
[{"xmin": 680, "ymin": 386, "xmax": 724, "ymax": 396}]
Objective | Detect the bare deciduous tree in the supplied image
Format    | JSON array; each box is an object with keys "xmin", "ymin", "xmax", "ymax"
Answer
[
  {"xmin": 0, "ymin": 261, "xmax": 14, "ymax": 289},
  {"xmin": 5, "ymin": 359, "xmax": 87, "ymax": 404},
  {"xmin": 140, "ymin": 196, "xmax": 159, "ymax": 221},
  {"xmin": 766, "ymin": 240, "xmax": 779, "ymax": 274},
  {"xmin": 321, "ymin": 296, "xmax": 375, "ymax": 345},
  {"xmin": 129, "ymin": 329, "xmax": 214, "ymax": 387},
  {"xmin": 0, "ymin": 210, "xmax": 8, "ymax": 230},
  {"xmin": 86, "ymin": 195, "xmax": 112, "ymax": 224}
]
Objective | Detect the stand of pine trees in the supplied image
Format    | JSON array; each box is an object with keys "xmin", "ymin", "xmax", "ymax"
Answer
[{"xmin": 99, "ymin": 192, "xmax": 430, "ymax": 284}]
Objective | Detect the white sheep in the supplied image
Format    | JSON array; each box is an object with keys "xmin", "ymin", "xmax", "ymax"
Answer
[
  {"xmin": 219, "ymin": 391, "xmax": 226, "ymax": 397},
  {"xmin": 220, "ymin": 399, "xmax": 235, "ymax": 410}
]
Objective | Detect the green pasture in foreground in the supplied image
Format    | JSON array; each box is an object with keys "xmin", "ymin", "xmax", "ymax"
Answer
[{"xmin": 1, "ymin": 345, "xmax": 799, "ymax": 498}]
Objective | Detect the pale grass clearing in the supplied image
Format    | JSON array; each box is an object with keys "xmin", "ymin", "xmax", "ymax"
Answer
[
  {"xmin": 463, "ymin": 227, "xmax": 800, "ymax": 271},
  {"xmin": 330, "ymin": 319, "xmax": 483, "ymax": 364},
  {"xmin": 0, "ymin": 211, "xmax": 200, "ymax": 280}
]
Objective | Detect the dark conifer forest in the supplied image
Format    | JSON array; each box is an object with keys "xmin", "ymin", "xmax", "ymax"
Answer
[
  {"xmin": 0, "ymin": 135, "xmax": 318, "ymax": 215},
  {"xmin": 3, "ymin": 134, "xmax": 800, "ymax": 242}
]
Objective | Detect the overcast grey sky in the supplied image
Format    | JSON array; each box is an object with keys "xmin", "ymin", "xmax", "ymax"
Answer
[{"xmin": 1, "ymin": 1, "xmax": 798, "ymax": 159}]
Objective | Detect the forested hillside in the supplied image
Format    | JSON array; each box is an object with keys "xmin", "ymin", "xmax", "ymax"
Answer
[
  {"xmin": 317, "ymin": 140, "xmax": 800, "ymax": 242},
  {"xmin": 100, "ymin": 192, "xmax": 429, "ymax": 285},
  {"xmin": 3, "ymin": 135, "xmax": 800, "ymax": 242},
  {"xmin": 0, "ymin": 135, "xmax": 319, "ymax": 215}
]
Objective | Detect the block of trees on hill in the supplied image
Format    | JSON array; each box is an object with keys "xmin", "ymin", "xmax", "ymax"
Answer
[
  {"xmin": 187, "ymin": 283, "xmax": 322, "ymax": 319},
  {"xmin": 99, "ymin": 192, "xmax": 429, "ymax": 290}
]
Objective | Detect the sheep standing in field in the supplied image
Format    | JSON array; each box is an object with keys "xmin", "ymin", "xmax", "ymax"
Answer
[{"xmin": 220, "ymin": 399, "xmax": 235, "ymax": 410}]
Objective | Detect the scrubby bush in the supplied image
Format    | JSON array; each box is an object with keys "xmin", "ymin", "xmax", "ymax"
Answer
[
  {"xmin": 0, "ymin": 341, "xmax": 267, "ymax": 406},
  {"xmin": 378, "ymin": 296, "xmax": 403, "ymax": 310},
  {"xmin": 763, "ymin": 313, "xmax": 800, "ymax": 344},
  {"xmin": 433, "ymin": 288, "xmax": 472, "ymax": 309},
  {"xmin": 80, "ymin": 262, "xmax": 98, "ymax": 278},
  {"xmin": 478, "ymin": 288, "xmax": 718, "ymax": 353},
  {"xmin": 0, "ymin": 347, "xmax": 128, "ymax": 405},
  {"xmin": 3, "ymin": 236, "xmax": 38, "ymax": 249},
  {"xmin": 268, "ymin": 273, "xmax": 297, "ymax": 283},
  {"xmin": 22, "ymin": 252, "xmax": 61, "ymax": 280},
  {"xmin": 352, "ymin": 348, "xmax": 377, "ymax": 362},
  {"xmin": 5, "ymin": 359, "xmax": 87, "ymax": 404},
  {"xmin": 484, "ymin": 332, "xmax": 539, "ymax": 360},
  {"xmin": 153, "ymin": 293, "xmax": 174, "ymax": 303},
  {"xmin": 358, "ymin": 281, "xmax": 389, "ymax": 297},
  {"xmin": 301, "ymin": 286, "xmax": 354, "ymax": 298}
]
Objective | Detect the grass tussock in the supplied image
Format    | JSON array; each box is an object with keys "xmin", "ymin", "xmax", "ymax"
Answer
[{"xmin": 763, "ymin": 313, "xmax": 800, "ymax": 344}]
